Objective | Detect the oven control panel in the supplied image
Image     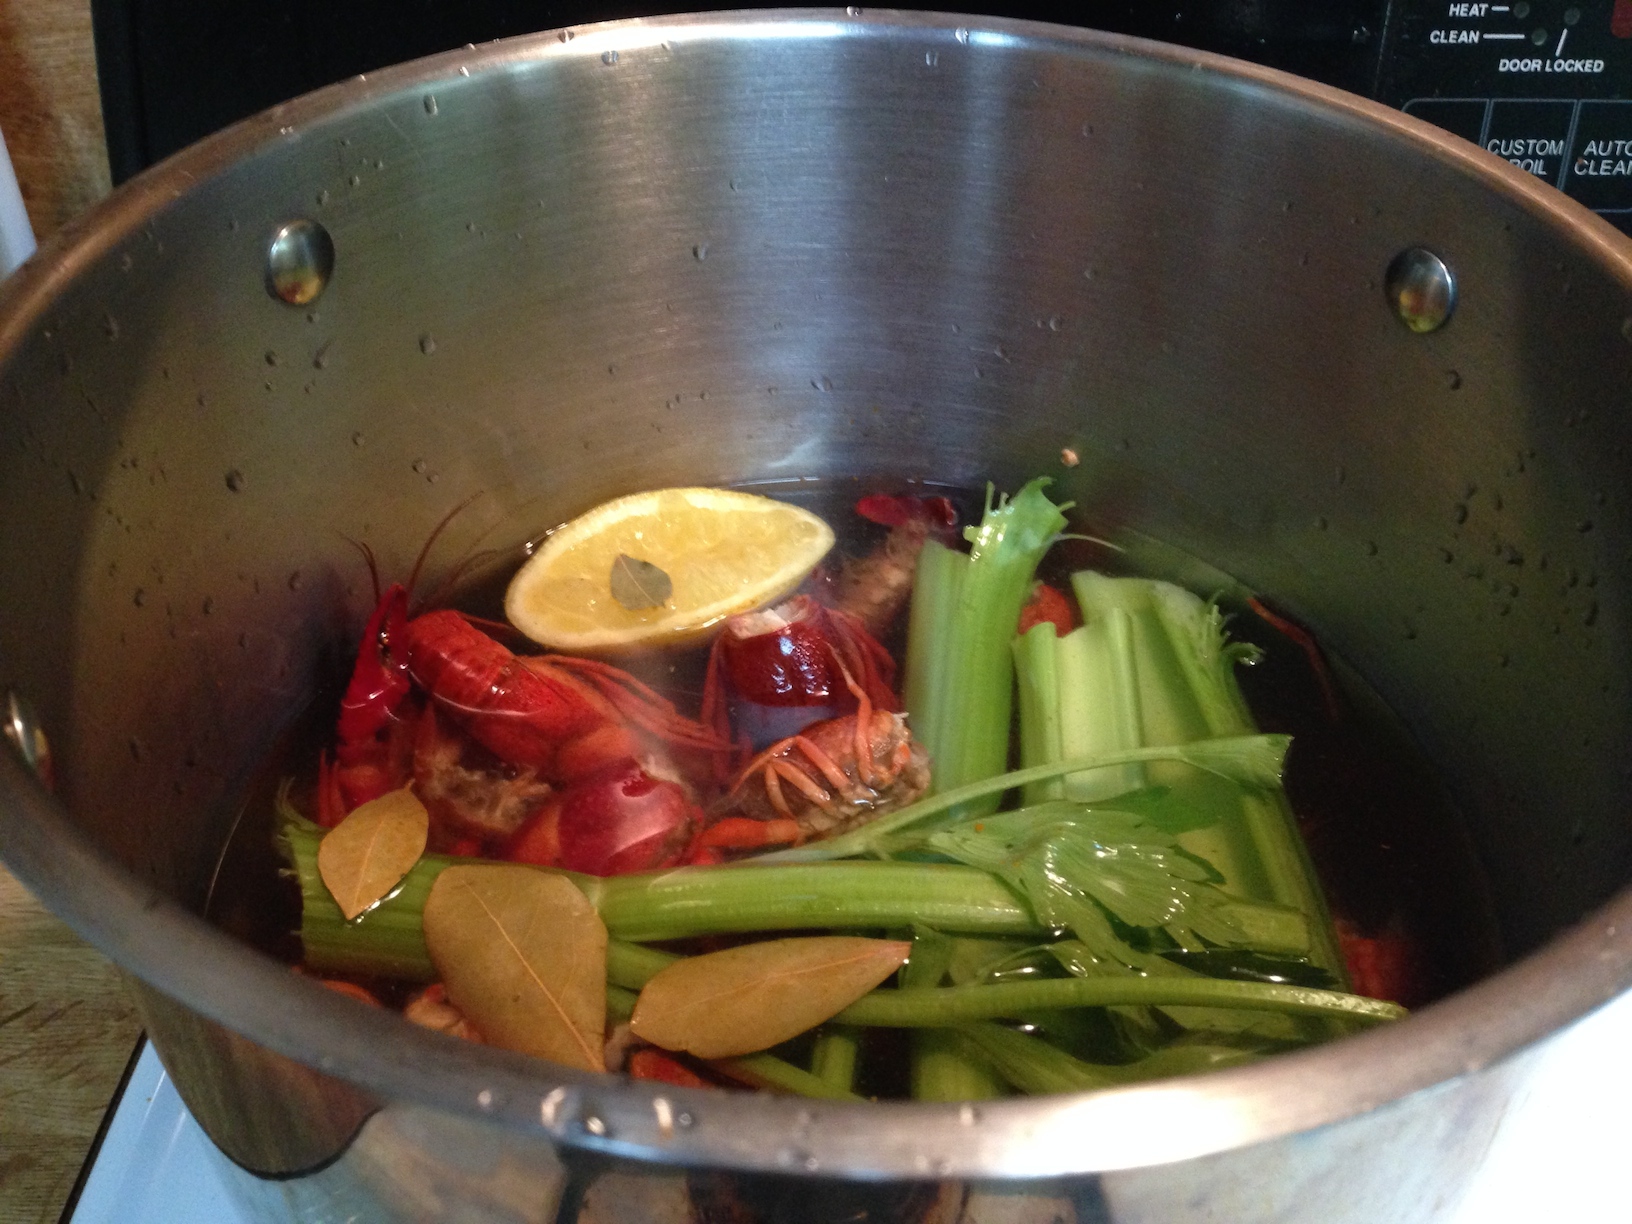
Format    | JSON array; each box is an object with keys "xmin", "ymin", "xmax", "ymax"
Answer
[
  {"xmin": 89, "ymin": 0, "xmax": 1632, "ymax": 239},
  {"xmin": 1375, "ymin": 0, "xmax": 1632, "ymax": 232}
]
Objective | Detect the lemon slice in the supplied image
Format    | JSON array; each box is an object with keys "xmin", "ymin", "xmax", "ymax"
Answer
[{"xmin": 505, "ymin": 487, "xmax": 835, "ymax": 651}]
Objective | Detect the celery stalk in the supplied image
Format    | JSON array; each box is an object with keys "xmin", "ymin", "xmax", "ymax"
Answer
[
  {"xmin": 280, "ymin": 820, "xmax": 1043, "ymax": 982},
  {"xmin": 956, "ymin": 1023, "xmax": 1262, "ymax": 1095},
  {"xmin": 903, "ymin": 927, "xmax": 1006, "ymax": 1102},
  {"xmin": 904, "ymin": 479, "xmax": 1069, "ymax": 814},
  {"xmin": 711, "ymin": 1055, "xmax": 866, "ymax": 1102},
  {"xmin": 952, "ymin": 1024, "xmax": 1123, "ymax": 1094},
  {"xmin": 810, "ymin": 1027, "xmax": 862, "ymax": 1094},
  {"xmin": 1015, "ymin": 620, "xmax": 1146, "ymax": 803},
  {"xmin": 607, "ymin": 984, "xmax": 638, "ymax": 1023},
  {"xmin": 911, "ymin": 1033, "xmax": 1006, "ymax": 1102},
  {"xmin": 903, "ymin": 538, "xmax": 964, "ymax": 752},
  {"xmin": 835, "ymin": 978, "xmax": 1403, "ymax": 1028},
  {"xmin": 1010, "ymin": 574, "xmax": 1345, "ymax": 984},
  {"xmin": 1012, "ymin": 625, "xmax": 1065, "ymax": 805},
  {"xmin": 608, "ymin": 940, "xmax": 676, "ymax": 990}
]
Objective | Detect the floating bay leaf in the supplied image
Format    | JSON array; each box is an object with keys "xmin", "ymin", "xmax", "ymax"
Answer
[
  {"xmin": 423, "ymin": 865, "xmax": 607, "ymax": 1071},
  {"xmin": 317, "ymin": 786, "xmax": 429, "ymax": 920},
  {"xmin": 630, "ymin": 936, "xmax": 911, "ymax": 1058},
  {"xmin": 609, "ymin": 553, "xmax": 673, "ymax": 610}
]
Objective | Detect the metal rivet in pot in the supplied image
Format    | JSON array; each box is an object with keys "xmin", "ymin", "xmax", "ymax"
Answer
[
  {"xmin": 266, "ymin": 219, "xmax": 335, "ymax": 306},
  {"xmin": 1385, "ymin": 247, "xmax": 1456, "ymax": 333},
  {"xmin": 4, "ymin": 689, "xmax": 54, "ymax": 789}
]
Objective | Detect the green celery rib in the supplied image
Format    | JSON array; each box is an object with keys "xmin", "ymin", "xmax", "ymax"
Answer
[
  {"xmin": 834, "ymin": 978, "xmax": 1404, "ymax": 1028},
  {"xmin": 903, "ymin": 537, "xmax": 964, "ymax": 760},
  {"xmin": 596, "ymin": 862, "xmax": 1034, "ymax": 942},
  {"xmin": 902, "ymin": 927, "xmax": 1006, "ymax": 1102},
  {"xmin": 607, "ymin": 985, "xmax": 638, "ymax": 1023},
  {"xmin": 711, "ymin": 1055, "xmax": 866, "ymax": 1102},
  {"xmin": 282, "ymin": 821, "xmax": 1041, "ymax": 981},
  {"xmin": 1013, "ymin": 625, "xmax": 1065, "ymax": 805},
  {"xmin": 952, "ymin": 1024, "xmax": 1125, "ymax": 1094},
  {"xmin": 1014, "ymin": 614, "xmax": 1147, "ymax": 803},
  {"xmin": 1152, "ymin": 578, "xmax": 1344, "ymax": 978},
  {"xmin": 955, "ymin": 1023, "xmax": 1263, "ymax": 1095},
  {"xmin": 608, "ymin": 940, "xmax": 676, "ymax": 990},
  {"xmin": 911, "ymin": 1032, "xmax": 1006, "ymax": 1102},
  {"xmin": 810, "ymin": 1026, "xmax": 863, "ymax": 1094},
  {"xmin": 1062, "ymin": 573, "xmax": 1345, "ymax": 982},
  {"xmin": 904, "ymin": 479, "xmax": 1069, "ymax": 815}
]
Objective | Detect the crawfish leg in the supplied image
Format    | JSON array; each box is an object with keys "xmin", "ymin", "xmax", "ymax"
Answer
[
  {"xmin": 770, "ymin": 758, "xmax": 833, "ymax": 808},
  {"xmin": 695, "ymin": 816, "xmax": 804, "ymax": 850},
  {"xmin": 789, "ymin": 734, "xmax": 855, "ymax": 797},
  {"xmin": 831, "ymin": 661, "xmax": 877, "ymax": 788},
  {"xmin": 762, "ymin": 763, "xmax": 791, "ymax": 817}
]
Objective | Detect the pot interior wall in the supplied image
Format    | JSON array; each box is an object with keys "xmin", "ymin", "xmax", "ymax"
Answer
[{"xmin": 1, "ymin": 17, "xmax": 1630, "ymax": 1003}]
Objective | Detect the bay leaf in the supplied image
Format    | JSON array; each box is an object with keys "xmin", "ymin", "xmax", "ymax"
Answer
[
  {"xmin": 630, "ymin": 936, "xmax": 911, "ymax": 1059},
  {"xmin": 422, "ymin": 864, "xmax": 607, "ymax": 1072},
  {"xmin": 317, "ymin": 786, "xmax": 429, "ymax": 920},
  {"xmin": 609, "ymin": 553, "xmax": 673, "ymax": 610}
]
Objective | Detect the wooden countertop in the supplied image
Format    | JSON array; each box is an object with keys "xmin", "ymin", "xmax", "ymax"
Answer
[
  {"xmin": 0, "ymin": 4, "xmax": 137, "ymax": 1222},
  {"xmin": 0, "ymin": 870, "xmax": 140, "ymax": 1224}
]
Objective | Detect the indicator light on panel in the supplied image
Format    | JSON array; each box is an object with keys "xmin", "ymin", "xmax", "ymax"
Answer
[{"xmin": 1615, "ymin": 0, "xmax": 1632, "ymax": 38}]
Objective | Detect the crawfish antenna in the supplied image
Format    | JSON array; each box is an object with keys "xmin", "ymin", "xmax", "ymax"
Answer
[
  {"xmin": 341, "ymin": 538, "xmax": 384, "ymax": 605},
  {"xmin": 406, "ymin": 492, "xmax": 485, "ymax": 610}
]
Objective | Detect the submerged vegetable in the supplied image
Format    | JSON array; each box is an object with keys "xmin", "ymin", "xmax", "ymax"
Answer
[
  {"xmin": 1013, "ymin": 573, "xmax": 1345, "ymax": 982},
  {"xmin": 927, "ymin": 805, "xmax": 1312, "ymax": 964},
  {"xmin": 904, "ymin": 478, "xmax": 1070, "ymax": 814}
]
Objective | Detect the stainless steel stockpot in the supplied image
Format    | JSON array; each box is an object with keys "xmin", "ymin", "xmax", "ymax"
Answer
[{"xmin": 2, "ymin": 11, "xmax": 1631, "ymax": 1222}]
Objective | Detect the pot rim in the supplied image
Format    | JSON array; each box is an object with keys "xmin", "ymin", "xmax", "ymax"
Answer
[{"xmin": 2, "ymin": 7, "xmax": 1632, "ymax": 1180}]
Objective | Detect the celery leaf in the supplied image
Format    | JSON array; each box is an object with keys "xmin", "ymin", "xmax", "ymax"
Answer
[{"xmin": 926, "ymin": 804, "xmax": 1309, "ymax": 962}]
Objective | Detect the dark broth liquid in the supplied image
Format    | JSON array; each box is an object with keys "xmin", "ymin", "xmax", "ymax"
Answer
[{"xmin": 206, "ymin": 479, "xmax": 1502, "ymax": 1033}]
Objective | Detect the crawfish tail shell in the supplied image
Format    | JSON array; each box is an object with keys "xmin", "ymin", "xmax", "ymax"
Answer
[{"xmin": 403, "ymin": 610, "xmax": 604, "ymax": 776}]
